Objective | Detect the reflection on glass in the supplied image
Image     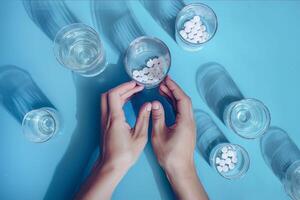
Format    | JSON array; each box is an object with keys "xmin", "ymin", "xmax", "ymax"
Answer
[
  {"xmin": 23, "ymin": 0, "xmax": 79, "ymax": 41},
  {"xmin": 196, "ymin": 62, "xmax": 270, "ymax": 139},
  {"xmin": 91, "ymin": 0, "xmax": 145, "ymax": 53},
  {"xmin": 261, "ymin": 127, "xmax": 300, "ymax": 200},
  {"xmin": 140, "ymin": 0, "xmax": 185, "ymax": 39},
  {"xmin": 0, "ymin": 65, "xmax": 61, "ymax": 142},
  {"xmin": 54, "ymin": 23, "xmax": 107, "ymax": 77},
  {"xmin": 194, "ymin": 109, "xmax": 249, "ymax": 179}
]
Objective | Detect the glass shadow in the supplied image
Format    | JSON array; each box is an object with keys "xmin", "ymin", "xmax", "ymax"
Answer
[
  {"xmin": 91, "ymin": 0, "xmax": 145, "ymax": 53},
  {"xmin": 195, "ymin": 62, "xmax": 244, "ymax": 120},
  {"xmin": 23, "ymin": 0, "xmax": 79, "ymax": 41},
  {"xmin": 261, "ymin": 126, "xmax": 300, "ymax": 181},
  {"xmin": 194, "ymin": 109, "xmax": 229, "ymax": 163},
  {"xmin": 0, "ymin": 65, "xmax": 54, "ymax": 123},
  {"xmin": 140, "ymin": 0, "xmax": 185, "ymax": 40}
]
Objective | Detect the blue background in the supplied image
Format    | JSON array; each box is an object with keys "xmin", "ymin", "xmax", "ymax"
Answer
[{"xmin": 1, "ymin": 1, "xmax": 300, "ymax": 200}]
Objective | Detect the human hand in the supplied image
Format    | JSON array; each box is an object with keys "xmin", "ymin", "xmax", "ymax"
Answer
[
  {"xmin": 100, "ymin": 81, "xmax": 152, "ymax": 171},
  {"xmin": 151, "ymin": 76, "xmax": 208, "ymax": 200},
  {"xmin": 151, "ymin": 76, "xmax": 196, "ymax": 173}
]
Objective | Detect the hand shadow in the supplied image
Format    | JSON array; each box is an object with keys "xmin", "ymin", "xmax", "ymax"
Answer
[
  {"xmin": 23, "ymin": 0, "xmax": 79, "ymax": 41},
  {"xmin": 140, "ymin": 0, "xmax": 185, "ymax": 41},
  {"xmin": 44, "ymin": 57, "xmax": 130, "ymax": 200}
]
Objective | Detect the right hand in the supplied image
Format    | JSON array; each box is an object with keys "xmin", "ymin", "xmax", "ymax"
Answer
[{"xmin": 151, "ymin": 76, "xmax": 196, "ymax": 174}]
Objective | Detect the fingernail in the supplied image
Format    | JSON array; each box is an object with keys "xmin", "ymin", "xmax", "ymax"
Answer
[
  {"xmin": 152, "ymin": 103, "xmax": 160, "ymax": 110},
  {"xmin": 146, "ymin": 103, "xmax": 152, "ymax": 111}
]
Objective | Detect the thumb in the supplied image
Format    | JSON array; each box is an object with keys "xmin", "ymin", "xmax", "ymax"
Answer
[
  {"xmin": 151, "ymin": 101, "xmax": 166, "ymax": 137},
  {"xmin": 134, "ymin": 102, "xmax": 152, "ymax": 137}
]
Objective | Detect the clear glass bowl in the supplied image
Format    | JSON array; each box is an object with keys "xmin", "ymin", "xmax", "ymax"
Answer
[
  {"xmin": 22, "ymin": 107, "xmax": 61, "ymax": 143},
  {"xmin": 210, "ymin": 143, "xmax": 250, "ymax": 179},
  {"xmin": 124, "ymin": 36, "xmax": 171, "ymax": 88},
  {"xmin": 175, "ymin": 3, "xmax": 218, "ymax": 51},
  {"xmin": 54, "ymin": 23, "xmax": 106, "ymax": 77},
  {"xmin": 224, "ymin": 98, "xmax": 271, "ymax": 139}
]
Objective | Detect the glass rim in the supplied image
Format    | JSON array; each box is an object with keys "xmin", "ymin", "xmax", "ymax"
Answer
[
  {"xmin": 210, "ymin": 143, "xmax": 250, "ymax": 180},
  {"xmin": 227, "ymin": 98, "xmax": 271, "ymax": 139},
  {"xmin": 175, "ymin": 3, "xmax": 218, "ymax": 46},
  {"xmin": 124, "ymin": 36, "xmax": 171, "ymax": 88},
  {"xmin": 53, "ymin": 23, "xmax": 103, "ymax": 71}
]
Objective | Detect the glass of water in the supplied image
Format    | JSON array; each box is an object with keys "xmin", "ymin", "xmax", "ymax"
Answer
[
  {"xmin": 54, "ymin": 23, "xmax": 107, "ymax": 77},
  {"xmin": 261, "ymin": 127, "xmax": 300, "ymax": 200},
  {"xmin": 175, "ymin": 3, "xmax": 218, "ymax": 51},
  {"xmin": 0, "ymin": 65, "xmax": 62, "ymax": 143},
  {"xmin": 196, "ymin": 62, "xmax": 270, "ymax": 139},
  {"xmin": 22, "ymin": 107, "xmax": 61, "ymax": 143},
  {"xmin": 124, "ymin": 36, "xmax": 171, "ymax": 89}
]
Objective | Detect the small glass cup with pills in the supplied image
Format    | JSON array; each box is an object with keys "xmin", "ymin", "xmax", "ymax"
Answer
[
  {"xmin": 175, "ymin": 3, "xmax": 218, "ymax": 51},
  {"xmin": 124, "ymin": 36, "xmax": 171, "ymax": 88},
  {"xmin": 210, "ymin": 143, "xmax": 250, "ymax": 179}
]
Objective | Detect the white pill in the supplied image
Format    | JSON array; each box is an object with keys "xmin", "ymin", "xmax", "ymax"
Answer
[
  {"xmin": 199, "ymin": 25, "xmax": 206, "ymax": 31},
  {"xmin": 194, "ymin": 24, "xmax": 201, "ymax": 31},
  {"xmin": 142, "ymin": 67, "xmax": 149, "ymax": 74},
  {"xmin": 215, "ymin": 157, "xmax": 221, "ymax": 164},
  {"xmin": 184, "ymin": 26, "xmax": 192, "ymax": 33},
  {"xmin": 225, "ymin": 158, "xmax": 232, "ymax": 165},
  {"xmin": 132, "ymin": 70, "xmax": 139, "ymax": 77},
  {"xmin": 217, "ymin": 166, "xmax": 223, "ymax": 173},
  {"xmin": 221, "ymin": 146, "xmax": 228, "ymax": 153},
  {"xmin": 229, "ymin": 163, "xmax": 235, "ymax": 170},
  {"xmin": 227, "ymin": 150, "xmax": 234, "ymax": 157},
  {"xmin": 187, "ymin": 32, "xmax": 195, "ymax": 39},
  {"xmin": 222, "ymin": 153, "xmax": 228, "ymax": 159},
  {"xmin": 146, "ymin": 59, "xmax": 153, "ymax": 68},
  {"xmin": 223, "ymin": 165, "xmax": 229, "ymax": 172},
  {"xmin": 219, "ymin": 160, "xmax": 225, "ymax": 166},
  {"xmin": 179, "ymin": 30, "xmax": 188, "ymax": 39},
  {"xmin": 193, "ymin": 15, "xmax": 201, "ymax": 22},
  {"xmin": 184, "ymin": 21, "xmax": 194, "ymax": 28},
  {"xmin": 232, "ymin": 156, "xmax": 238, "ymax": 163}
]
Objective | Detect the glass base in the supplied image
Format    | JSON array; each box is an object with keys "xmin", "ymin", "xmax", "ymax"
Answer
[{"xmin": 22, "ymin": 107, "xmax": 61, "ymax": 143}]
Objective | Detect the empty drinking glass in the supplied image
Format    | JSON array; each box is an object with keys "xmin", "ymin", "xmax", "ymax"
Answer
[
  {"xmin": 54, "ymin": 23, "xmax": 107, "ymax": 77},
  {"xmin": 261, "ymin": 127, "xmax": 300, "ymax": 200},
  {"xmin": 196, "ymin": 62, "xmax": 270, "ymax": 139},
  {"xmin": 194, "ymin": 109, "xmax": 249, "ymax": 179},
  {"xmin": 0, "ymin": 65, "xmax": 61, "ymax": 142}
]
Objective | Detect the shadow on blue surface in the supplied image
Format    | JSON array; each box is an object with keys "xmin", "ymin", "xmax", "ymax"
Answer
[
  {"xmin": 91, "ymin": 0, "xmax": 144, "ymax": 53},
  {"xmin": 194, "ymin": 109, "xmax": 228, "ymax": 163},
  {"xmin": 140, "ymin": 0, "xmax": 185, "ymax": 40},
  {"xmin": 23, "ymin": 0, "xmax": 79, "ymax": 41},
  {"xmin": 195, "ymin": 62, "xmax": 244, "ymax": 121},
  {"xmin": 0, "ymin": 65, "xmax": 54, "ymax": 123},
  {"xmin": 44, "ymin": 58, "xmax": 130, "ymax": 200}
]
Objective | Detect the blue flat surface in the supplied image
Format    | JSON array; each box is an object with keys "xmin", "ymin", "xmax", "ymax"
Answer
[{"xmin": 1, "ymin": 1, "xmax": 300, "ymax": 200}]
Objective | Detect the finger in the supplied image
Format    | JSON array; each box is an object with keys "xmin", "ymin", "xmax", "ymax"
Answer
[
  {"xmin": 159, "ymin": 83, "xmax": 176, "ymax": 107},
  {"xmin": 101, "ymin": 92, "xmax": 108, "ymax": 129},
  {"xmin": 151, "ymin": 101, "xmax": 167, "ymax": 137},
  {"xmin": 164, "ymin": 76, "xmax": 192, "ymax": 118},
  {"xmin": 108, "ymin": 81, "xmax": 137, "ymax": 119},
  {"xmin": 121, "ymin": 85, "xmax": 144, "ymax": 102},
  {"xmin": 133, "ymin": 102, "xmax": 152, "ymax": 137}
]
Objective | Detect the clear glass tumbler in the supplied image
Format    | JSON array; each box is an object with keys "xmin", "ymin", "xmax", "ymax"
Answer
[
  {"xmin": 124, "ymin": 36, "xmax": 171, "ymax": 89},
  {"xmin": 196, "ymin": 62, "xmax": 270, "ymax": 139},
  {"xmin": 54, "ymin": 23, "xmax": 107, "ymax": 77},
  {"xmin": 261, "ymin": 127, "xmax": 300, "ymax": 200},
  {"xmin": 194, "ymin": 109, "xmax": 249, "ymax": 179},
  {"xmin": 0, "ymin": 65, "xmax": 62, "ymax": 143},
  {"xmin": 175, "ymin": 3, "xmax": 218, "ymax": 51}
]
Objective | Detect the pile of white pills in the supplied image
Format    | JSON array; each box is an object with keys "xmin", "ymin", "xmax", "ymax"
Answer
[
  {"xmin": 132, "ymin": 56, "xmax": 165, "ymax": 84},
  {"xmin": 179, "ymin": 15, "xmax": 209, "ymax": 44},
  {"xmin": 215, "ymin": 145, "xmax": 238, "ymax": 173}
]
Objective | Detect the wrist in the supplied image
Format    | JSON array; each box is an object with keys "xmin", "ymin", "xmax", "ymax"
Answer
[{"xmin": 165, "ymin": 160, "xmax": 197, "ymax": 181}]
